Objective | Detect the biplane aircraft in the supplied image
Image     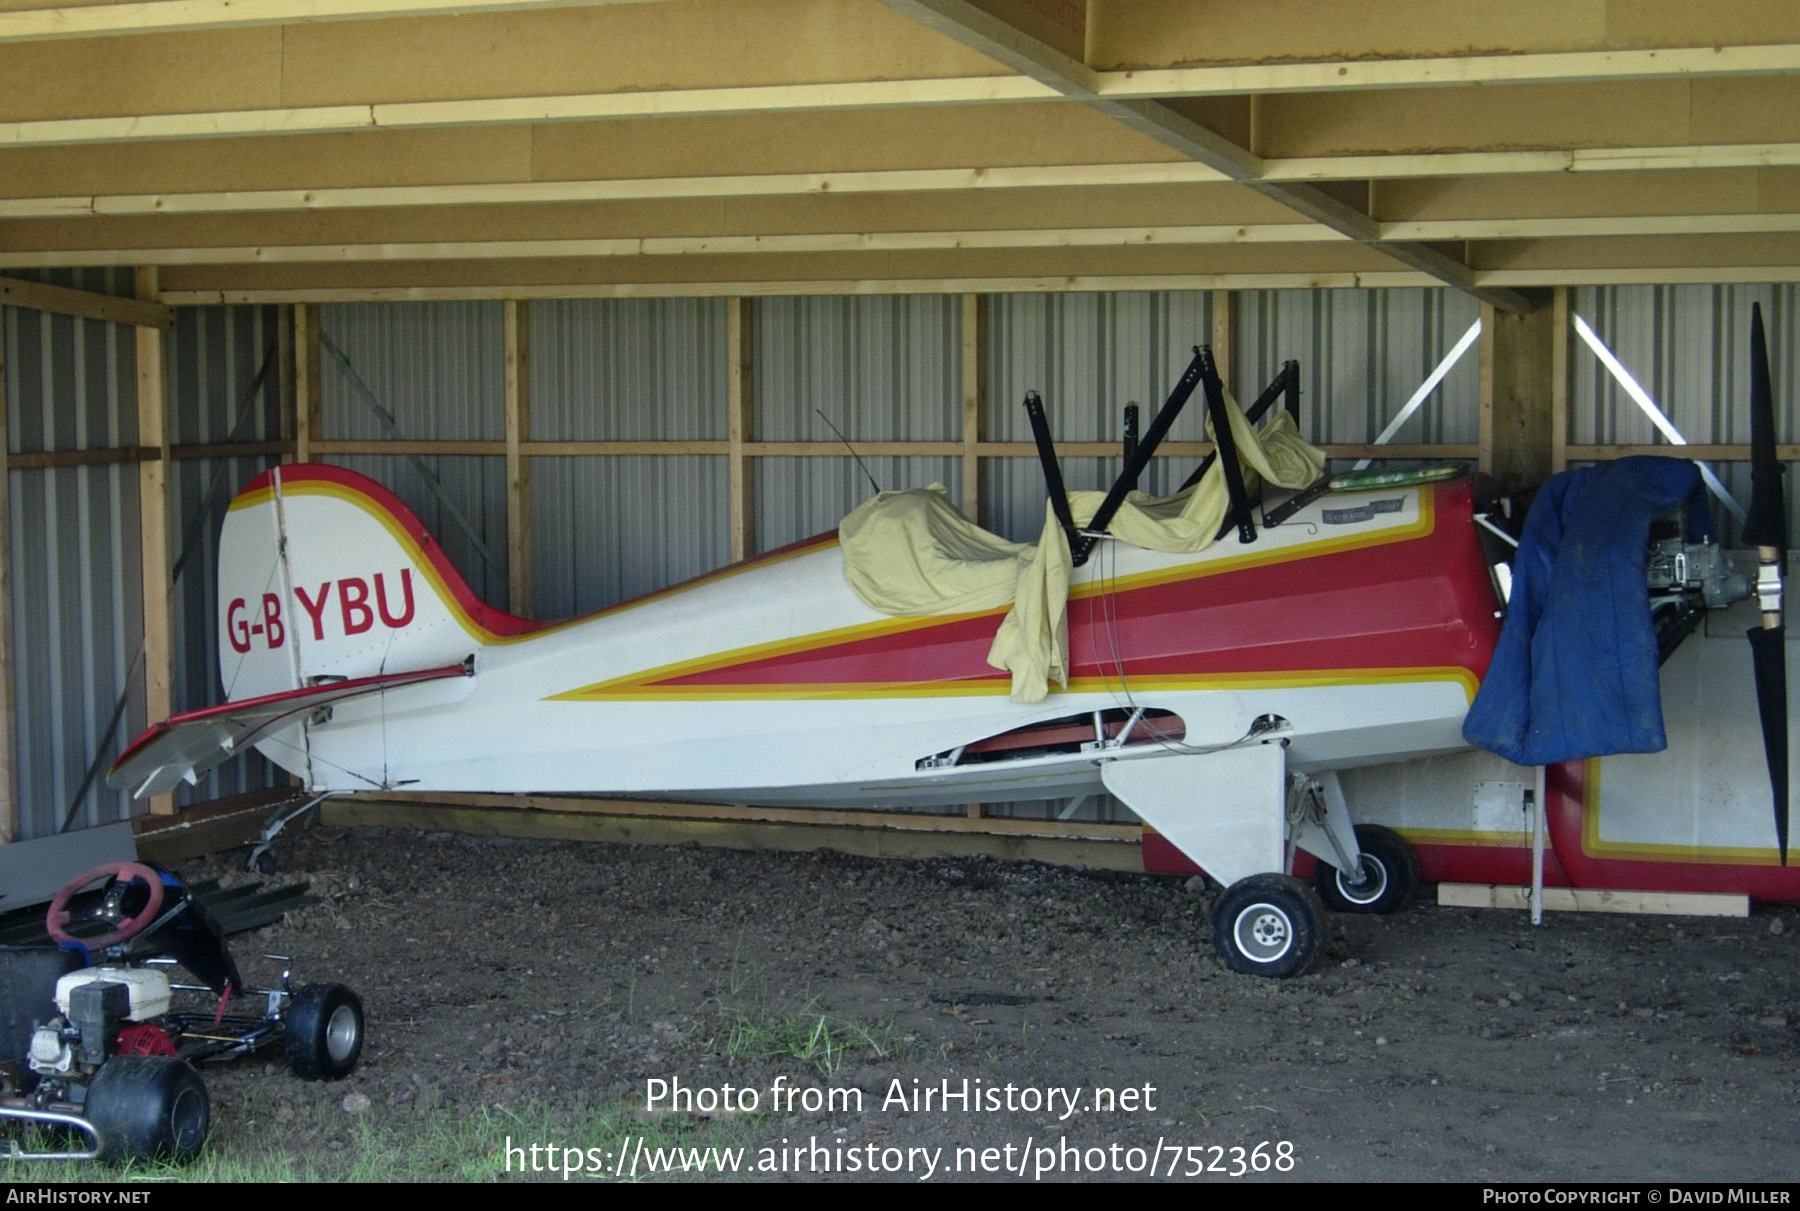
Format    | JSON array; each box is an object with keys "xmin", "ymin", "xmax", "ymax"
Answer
[{"xmin": 107, "ymin": 309, "xmax": 1797, "ymax": 978}]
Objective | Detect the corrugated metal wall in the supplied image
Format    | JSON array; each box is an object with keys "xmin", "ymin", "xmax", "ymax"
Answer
[
  {"xmin": 533, "ymin": 455, "xmax": 729, "ymax": 616},
  {"xmin": 533, "ymin": 298, "xmax": 726, "ymax": 442},
  {"xmin": 984, "ymin": 292, "xmax": 1213, "ymax": 541},
  {"xmin": 756, "ymin": 296, "xmax": 959, "ymax": 442},
  {"xmin": 756, "ymin": 455, "xmax": 963, "ymax": 552},
  {"xmin": 1571, "ymin": 284, "xmax": 1797, "ymax": 544},
  {"xmin": 531, "ymin": 298, "xmax": 729, "ymax": 616},
  {"xmin": 319, "ymin": 302, "xmax": 510, "ymax": 607},
  {"xmin": 1236, "ymin": 287, "xmax": 1482, "ymax": 449},
  {"xmin": 4, "ymin": 268, "xmax": 144, "ymax": 839},
  {"xmin": 752, "ymin": 296, "xmax": 961, "ymax": 550},
  {"xmin": 166, "ymin": 303, "xmax": 286, "ymax": 805}
]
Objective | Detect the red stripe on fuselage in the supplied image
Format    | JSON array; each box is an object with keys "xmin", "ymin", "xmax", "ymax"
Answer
[{"xmin": 658, "ymin": 479, "xmax": 1499, "ymax": 690}]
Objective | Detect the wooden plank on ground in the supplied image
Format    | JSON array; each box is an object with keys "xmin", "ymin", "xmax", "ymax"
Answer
[
  {"xmin": 1437, "ymin": 883, "xmax": 1750, "ymax": 917},
  {"xmin": 133, "ymin": 788, "xmax": 297, "ymax": 865},
  {"xmin": 324, "ymin": 798, "xmax": 1144, "ymax": 870},
  {"xmin": 349, "ymin": 790, "xmax": 1140, "ymax": 842}
]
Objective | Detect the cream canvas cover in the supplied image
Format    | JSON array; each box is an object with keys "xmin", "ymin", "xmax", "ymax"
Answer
[{"xmin": 840, "ymin": 404, "xmax": 1325, "ymax": 702}]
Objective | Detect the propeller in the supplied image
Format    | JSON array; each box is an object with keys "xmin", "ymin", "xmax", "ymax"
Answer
[{"xmin": 1741, "ymin": 302, "xmax": 1789, "ymax": 865}]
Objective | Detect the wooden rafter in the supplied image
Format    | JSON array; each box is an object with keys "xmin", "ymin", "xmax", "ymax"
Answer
[
  {"xmin": 0, "ymin": 2, "xmax": 1796, "ymax": 293},
  {"xmin": 0, "ymin": 0, "xmax": 666, "ymax": 43},
  {"xmin": 874, "ymin": 0, "xmax": 1531, "ymax": 312}
]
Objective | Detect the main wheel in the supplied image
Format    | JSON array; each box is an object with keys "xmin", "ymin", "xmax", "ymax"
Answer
[
  {"xmin": 1313, "ymin": 824, "xmax": 1419, "ymax": 915},
  {"xmin": 1210, "ymin": 874, "xmax": 1322, "ymax": 978},
  {"xmin": 286, "ymin": 983, "xmax": 364, "ymax": 1080},
  {"xmin": 84, "ymin": 1055, "xmax": 209, "ymax": 1163}
]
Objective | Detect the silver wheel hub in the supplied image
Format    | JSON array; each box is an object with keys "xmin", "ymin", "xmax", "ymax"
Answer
[
  {"xmin": 1233, "ymin": 902, "xmax": 1294, "ymax": 963},
  {"xmin": 325, "ymin": 1004, "xmax": 359, "ymax": 1062},
  {"xmin": 1338, "ymin": 856, "xmax": 1389, "ymax": 905}
]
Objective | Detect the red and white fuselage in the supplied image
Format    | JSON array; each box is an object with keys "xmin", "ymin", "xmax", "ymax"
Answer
[{"xmin": 206, "ymin": 465, "xmax": 1500, "ymax": 810}]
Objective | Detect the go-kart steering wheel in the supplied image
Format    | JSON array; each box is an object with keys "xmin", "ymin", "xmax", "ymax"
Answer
[{"xmin": 46, "ymin": 861, "xmax": 166, "ymax": 951}]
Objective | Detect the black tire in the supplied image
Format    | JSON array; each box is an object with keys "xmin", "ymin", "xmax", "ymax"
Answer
[
  {"xmin": 1210, "ymin": 874, "xmax": 1322, "ymax": 978},
  {"xmin": 1313, "ymin": 824, "xmax": 1419, "ymax": 915},
  {"xmin": 84, "ymin": 1055, "xmax": 209, "ymax": 1163},
  {"xmin": 286, "ymin": 983, "xmax": 364, "ymax": 1080}
]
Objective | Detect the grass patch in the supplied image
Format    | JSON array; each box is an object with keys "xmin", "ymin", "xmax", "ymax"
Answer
[
  {"xmin": 3, "ymin": 1095, "xmax": 757, "ymax": 1183},
  {"xmin": 705, "ymin": 1002, "xmax": 898, "ymax": 1079}
]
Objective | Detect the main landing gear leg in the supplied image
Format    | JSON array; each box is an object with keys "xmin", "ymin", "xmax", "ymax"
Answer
[
  {"xmin": 1291, "ymin": 773, "xmax": 1418, "ymax": 915},
  {"xmin": 1102, "ymin": 744, "xmax": 1324, "ymax": 977}
]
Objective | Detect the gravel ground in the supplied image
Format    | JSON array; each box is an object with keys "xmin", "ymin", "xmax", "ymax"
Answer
[{"xmin": 183, "ymin": 824, "xmax": 1800, "ymax": 1183}]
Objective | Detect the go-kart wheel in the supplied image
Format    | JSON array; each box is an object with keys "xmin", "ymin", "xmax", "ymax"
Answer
[
  {"xmin": 1210, "ymin": 874, "xmax": 1322, "ymax": 978},
  {"xmin": 286, "ymin": 983, "xmax": 364, "ymax": 1080},
  {"xmin": 45, "ymin": 862, "xmax": 165, "ymax": 951},
  {"xmin": 84, "ymin": 1055, "xmax": 209, "ymax": 1163},
  {"xmin": 1313, "ymin": 824, "xmax": 1419, "ymax": 915}
]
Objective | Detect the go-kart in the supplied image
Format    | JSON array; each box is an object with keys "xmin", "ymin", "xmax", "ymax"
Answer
[{"xmin": 0, "ymin": 861, "xmax": 364, "ymax": 1162}]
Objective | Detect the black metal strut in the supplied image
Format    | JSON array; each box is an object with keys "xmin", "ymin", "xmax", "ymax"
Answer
[
  {"xmin": 1198, "ymin": 349, "xmax": 1259, "ymax": 545},
  {"xmin": 1069, "ymin": 346, "xmax": 1210, "ymax": 565},
  {"xmin": 1179, "ymin": 359, "xmax": 1298, "ymax": 492},
  {"xmin": 1023, "ymin": 389, "xmax": 1082, "ymax": 560}
]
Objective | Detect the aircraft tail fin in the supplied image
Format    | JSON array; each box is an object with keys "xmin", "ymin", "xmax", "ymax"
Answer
[{"xmin": 216, "ymin": 465, "xmax": 536, "ymax": 701}]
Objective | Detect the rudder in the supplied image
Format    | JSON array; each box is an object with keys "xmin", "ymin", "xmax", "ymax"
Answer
[{"xmin": 217, "ymin": 465, "xmax": 528, "ymax": 701}]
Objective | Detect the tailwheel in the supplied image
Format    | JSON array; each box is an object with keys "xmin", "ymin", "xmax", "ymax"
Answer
[
  {"xmin": 1314, "ymin": 824, "xmax": 1419, "ymax": 915},
  {"xmin": 1210, "ymin": 874, "xmax": 1322, "ymax": 978}
]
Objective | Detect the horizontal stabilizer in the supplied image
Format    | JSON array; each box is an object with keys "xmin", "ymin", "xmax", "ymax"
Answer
[{"xmin": 106, "ymin": 660, "xmax": 474, "ymax": 798}]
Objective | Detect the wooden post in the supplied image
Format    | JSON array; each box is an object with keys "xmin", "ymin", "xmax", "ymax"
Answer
[
  {"xmin": 1550, "ymin": 286, "xmax": 1570, "ymax": 475},
  {"xmin": 136, "ymin": 267, "xmax": 175, "ymax": 817},
  {"xmin": 727, "ymin": 297, "xmax": 754, "ymax": 561},
  {"xmin": 962, "ymin": 293, "xmax": 990, "ymax": 824},
  {"xmin": 1479, "ymin": 291, "xmax": 1556, "ymax": 493},
  {"xmin": 1211, "ymin": 289, "xmax": 1238, "ymax": 399},
  {"xmin": 292, "ymin": 303, "xmax": 321, "ymax": 463},
  {"xmin": 277, "ymin": 303, "xmax": 295, "ymax": 461},
  {"xmin": 0, "ymin": 313, "xmax": 14, "ymax": 844},
  {"xmin": 504, "ymin": 299, "xmax": 533, "ymax": 617},
  {"xmin": 961, "ymin": 293, "xmax": 985, "ymax": 524}
]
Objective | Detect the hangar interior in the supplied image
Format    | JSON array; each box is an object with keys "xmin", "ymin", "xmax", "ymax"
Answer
[{"xmin": 2, "ymin": 0, "xmax": 1798, "ymax": 865}]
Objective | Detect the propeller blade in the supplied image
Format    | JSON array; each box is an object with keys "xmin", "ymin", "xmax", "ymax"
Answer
[
  {"xmin": 1743, "ymin": 302, "xmax": 1790, "ymax": 864},
  {"xmin": 1749, "ymin": 625, "xmax": 1789, "ymax": 864},
  {"xmin": 1743, "ymin": 303, "xmax": 1786, "ymax": 552}
]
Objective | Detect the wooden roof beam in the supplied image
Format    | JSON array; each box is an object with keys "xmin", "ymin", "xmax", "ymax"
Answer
[
  {"xmin": 875, "ymin": 0, "xmax": 1533, "ymax": 312},
  {"xmin": 0, "ymin": 162, "xmax": 1229, "ymax": 220},
  {"xmin": 0, "ymin": 0, "xmax": 669, "ymax": 43},
  {"xmin": 0, "ymin": 77, "xmax": 1058, "ymax": 150},
  {"xmin": 0, "ymin": 221, "xmax": 1346, "ymax": 268},
  {"xmin": 1101, "ymin": 44, "xmax": 1800, "ymax": 98},
  {"xmin": 17, "ymin": 145, "xmax": 1800, "ymax": 221}
]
